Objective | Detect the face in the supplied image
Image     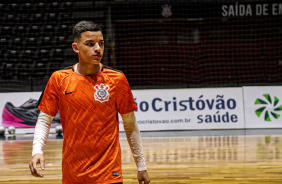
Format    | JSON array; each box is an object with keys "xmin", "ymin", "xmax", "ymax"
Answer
[{"xmin": 72, "ymin": 31, "xmax": 104, "ymax": 64}]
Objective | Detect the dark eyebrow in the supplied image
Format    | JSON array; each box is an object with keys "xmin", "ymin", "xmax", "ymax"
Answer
[{"xmin": 85, "ymin": 39, "xmax": 104, "ymax": 42}]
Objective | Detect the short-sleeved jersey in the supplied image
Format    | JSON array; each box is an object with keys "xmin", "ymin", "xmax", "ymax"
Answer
[{"xmin": 37, "ymin": 64, "xmax": 138, "ymax": 184}]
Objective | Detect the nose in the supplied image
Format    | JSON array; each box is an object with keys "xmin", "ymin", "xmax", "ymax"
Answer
[{"xmin": 94, "ymin": 43, "xmax": 101, "ymax": 53}]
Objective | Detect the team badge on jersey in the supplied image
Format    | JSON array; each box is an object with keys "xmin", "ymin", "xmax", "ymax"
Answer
[{"xmin": 94, "ymin": 83, "xmax": 110, "ymax": 103}]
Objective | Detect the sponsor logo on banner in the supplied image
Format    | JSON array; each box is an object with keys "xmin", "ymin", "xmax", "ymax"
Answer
[
  {"xmin": 244, "ymin": 86, "xmax": 282, "ymax": 128},
  {"xmin": 254, "ymin": 94, "xmax": 282, "ymax": 122},
  {"xmin": 119, "ymin": 88, "xmax": 245, "ymax": 131},
  {"xmin": 134, "ymin": 95, "xmax": 239, "ymax": 124}
]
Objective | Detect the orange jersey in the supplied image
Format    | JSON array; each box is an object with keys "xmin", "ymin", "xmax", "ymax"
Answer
[{"xmin": 37, "ymin": 64, "xmax": 137, "ymax": 184}]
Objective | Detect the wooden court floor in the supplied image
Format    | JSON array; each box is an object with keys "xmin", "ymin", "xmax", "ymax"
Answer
[{"xmin": 0, "ymin": 133, "xmax": 282, "ymax": 184}]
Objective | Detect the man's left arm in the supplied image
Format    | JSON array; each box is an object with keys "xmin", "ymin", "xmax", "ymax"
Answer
[{"xmin": 121, "ymin": 111, "xmax": 150, "ymax": 184}]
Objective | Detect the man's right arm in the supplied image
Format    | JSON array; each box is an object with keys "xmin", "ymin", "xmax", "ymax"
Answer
[{"xmin": 29, "ymin": 111, "xmax": 54, "ymax": 177}]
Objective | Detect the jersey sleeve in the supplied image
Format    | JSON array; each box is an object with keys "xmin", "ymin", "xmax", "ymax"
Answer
[
  {"xmin": 37, "ymin": 72, "xmax": 60, "ymax": 116},
  {"xmin": 116, "ymin": 74, "xmax": 138, "ymax": 114}
]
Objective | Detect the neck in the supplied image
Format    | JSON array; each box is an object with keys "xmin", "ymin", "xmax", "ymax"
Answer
[{"xmin": 77, "ymin": 63, "xmax": 100, "ymax": 76}]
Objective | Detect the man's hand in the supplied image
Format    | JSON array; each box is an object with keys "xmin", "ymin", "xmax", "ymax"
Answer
[
  {"xmin": 138, "ymin": 170, "xmax": 150, "ymax": 184},
  {"xmin": 29, "ymin": 153, "xmax": 45, "ymax": 177}
]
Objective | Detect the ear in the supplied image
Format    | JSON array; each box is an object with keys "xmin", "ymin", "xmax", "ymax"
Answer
[{"xmin": 72, "ymin": 42, "xmax": 79, "ymax": 53}]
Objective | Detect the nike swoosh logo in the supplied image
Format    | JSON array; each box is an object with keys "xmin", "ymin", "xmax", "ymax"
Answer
[{"xmin": 65, "ymin": 91, "xmax": 75, "ymax": 95}]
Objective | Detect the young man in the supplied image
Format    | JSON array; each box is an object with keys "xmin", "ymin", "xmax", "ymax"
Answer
[{"xmin": 29, "ymin": 20, "xmax": 150, "ymax": 184}]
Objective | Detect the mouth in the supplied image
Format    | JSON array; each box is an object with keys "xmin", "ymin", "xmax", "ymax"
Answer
[{"xmin": 93, "ymin": 55, "xmax": 102, "ymax": 58}]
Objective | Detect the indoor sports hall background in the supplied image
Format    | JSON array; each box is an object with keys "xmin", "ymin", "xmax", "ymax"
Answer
[
  {"xmin": 0, "ymin": 0, "xmax": 281, "ymax": 131},
  {"xmin": 1, "ymin": 1, "xmax": 282, "ymax": 184},
  {"xmin": 0, "ymin": 0, "xmax": 281, "ymax": 91}
]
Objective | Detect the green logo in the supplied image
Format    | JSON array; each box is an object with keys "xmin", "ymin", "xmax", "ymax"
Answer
[{"xmin": 255, "ymin": 94, "xmax": 282, "ymax": 122}]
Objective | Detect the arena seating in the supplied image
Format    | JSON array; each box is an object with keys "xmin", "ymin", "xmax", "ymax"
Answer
[{"xmin": 0, "ymin": 1, "xmax": 83, "ymax": 91}]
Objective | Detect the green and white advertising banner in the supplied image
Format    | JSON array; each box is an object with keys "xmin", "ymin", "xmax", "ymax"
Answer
[{"xmin": 243, "ymin": 86, "xmax": 282, "ymax": 128}]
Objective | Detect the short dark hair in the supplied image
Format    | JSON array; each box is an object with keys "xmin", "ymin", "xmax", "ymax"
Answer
[{"xmin": 73, "ymin": 20, "xmax": 102, "ymax": 39}]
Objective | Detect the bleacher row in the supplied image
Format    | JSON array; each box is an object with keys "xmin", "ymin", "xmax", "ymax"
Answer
[
  {"xmin": 0, "ymin": 1, "xmax": 107, "ymax": 83},
  {"xmin": 0, "ymin": 2, "xmax": 74, "ymax": 81}
]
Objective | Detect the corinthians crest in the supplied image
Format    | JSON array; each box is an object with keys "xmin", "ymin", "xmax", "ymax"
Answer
[
  {"xmin": 161, "ymin": 4, "xmax": 172, "ymax": 18},
  {"xmin": 94, "ymin": 83, "xmax": 110, "ymax": 103}
]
